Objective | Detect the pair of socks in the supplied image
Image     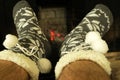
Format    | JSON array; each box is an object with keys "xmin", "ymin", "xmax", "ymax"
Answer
[{"xmin": 3, "ymin": 0, "xmax": 113, "ymax": 80}]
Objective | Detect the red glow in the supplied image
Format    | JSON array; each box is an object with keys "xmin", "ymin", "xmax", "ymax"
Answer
[
  {"xmin": 50, "ymin": 30, "xmax": 55, "ymax": 41},
  {"xmin": 56, "ymin": 33, "xmax": 61, "ymax": 37},
  {"xmin": 49, "ymin": 30, "xmax": 65, "ymax": 41}
]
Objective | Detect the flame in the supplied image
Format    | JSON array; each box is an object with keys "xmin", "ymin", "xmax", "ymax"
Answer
[
  {"xmin": 49, "ymin": 30, "xmax": 64, "ymax": 41},
  {"xmin": 50, "ymin": 30, "xmax": 55, "ymax": 41}
]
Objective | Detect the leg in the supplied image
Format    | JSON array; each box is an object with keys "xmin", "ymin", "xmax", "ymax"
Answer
[
  {"xmin": 12, "ymin": 0, "xmax": 52, "ymax": 73},
  {"xmin": 55, "ymin": 4, "xmax": 113, "ymax": 80}
]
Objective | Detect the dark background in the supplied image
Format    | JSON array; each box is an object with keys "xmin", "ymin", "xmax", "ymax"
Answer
[
  {"xmin": 0, "ymin": 0, "xmax": 120, "ymax": 51},
  {"xmin": 0, "ymin": 0, "xmax": 120, "ymax": 80}
]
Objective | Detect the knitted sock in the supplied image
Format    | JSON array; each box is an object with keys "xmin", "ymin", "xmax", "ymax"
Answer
[
  {"xmin": 60, "ymin": 4, "xmax": 113, "ymax": 56},
  {"xmin": 55, "ymin": 4, "xmax": 113, "ymax": 79},
  {"xmin": 12, "ymin": 0, "xmax": 52, "ymax": 73}
]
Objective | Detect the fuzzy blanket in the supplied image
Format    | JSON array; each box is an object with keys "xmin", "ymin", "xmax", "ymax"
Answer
[{"xmin": 105, "ymin": 52, "xmax": 120, "ymax": 80}]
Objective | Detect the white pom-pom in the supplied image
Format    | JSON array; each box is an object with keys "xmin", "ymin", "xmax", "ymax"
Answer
[
  {"xmin": 85, "ymin": 31, "xmax": 109, "ymax": 54},
  {"xmin": 3, "ymin": 34, "xmax": 18, "ymax": 49},
  {"xmin": 37, "ymin": 58, "xmax": 52, "ymax": 73},
  {"xmin": 91, "ymin": 39, "xmax": 109, "ymax": 54},
  {"xmin": 85, "ymin": 31, "xmax": 101, "ymax": 44}
]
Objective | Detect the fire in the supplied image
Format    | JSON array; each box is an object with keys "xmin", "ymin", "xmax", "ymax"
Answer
[{"xmin": 49, "ymin": 30, "xmax": 65, "ymax": 41}]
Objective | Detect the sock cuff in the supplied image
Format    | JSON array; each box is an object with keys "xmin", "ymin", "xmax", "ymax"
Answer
[
  {"xmin": 55, "ymin": 50, "xmax": 111, "ymax": 79},
  {"xmin": 0, "ymin": 50, "xmax": 39, "ymax": 80}
]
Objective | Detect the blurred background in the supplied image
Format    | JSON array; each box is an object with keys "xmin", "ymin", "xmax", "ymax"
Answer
[{"xmin": 0, "ymin": 0, "xmax": 120, "ymax": 80}]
